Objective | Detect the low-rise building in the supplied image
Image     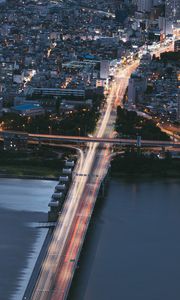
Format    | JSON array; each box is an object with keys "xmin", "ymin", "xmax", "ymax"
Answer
[{"xmin": 11, "ymin": 103, "xmax": 45, "ymax": 117}]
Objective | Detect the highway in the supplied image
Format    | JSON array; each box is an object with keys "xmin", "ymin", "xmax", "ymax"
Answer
[
  {"xmin": 29, "ymin": 61, "xmax": 137, "ymax": 300},
  {"xmin": 2, "ymin": 130, "xmax": 180, "ymax": 147},
  {"xmin": 24, "ymin": 133, "xmax": 180, "ymax": 147},
  {"xmin": 29, "ymin": 43, "xmax": 174, "ymax": 300},
  {"xmin": 50, "ymin": 63, "xmax": 135, "ymax": 300}
]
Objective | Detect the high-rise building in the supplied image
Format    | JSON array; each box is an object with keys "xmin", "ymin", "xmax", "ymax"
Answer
[
  {"xmin": 137, "ymin": 0, "xmax": 153, "ymax": 12},
  {"xmin": 0, "ymin": 97, "xmax": 2, "ymax": 117},
  {"xmin": 165, "ymin": 0, "xmax": 180, "ymax": 23},
  {"xmin": 177, "ymin": 92, "xmax": 180, "ymax": 122},
  {"xmin": 128, "ymin": 72, "xmax": 147, "ymax": 104},
  {"xmin": 153, "ymin": 0, "xmax": 163, "ymax": 6},
  {"xmin": 100, "ymin": 61, "xmax": 110, "ymax": 80}
]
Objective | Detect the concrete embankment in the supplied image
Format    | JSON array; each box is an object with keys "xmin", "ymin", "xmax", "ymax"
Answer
[{"xmin": 23, "ymin": 228, "xmax": 54, "ymax": 300}]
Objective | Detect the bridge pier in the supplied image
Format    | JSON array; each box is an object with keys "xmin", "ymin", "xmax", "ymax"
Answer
[{"xmin": 48, "ymin": 161, "xmax": 75, "ymax": 222}]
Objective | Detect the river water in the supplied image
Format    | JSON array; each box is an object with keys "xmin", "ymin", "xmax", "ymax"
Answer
[
  {"xmin": 0, "ymin": 178, "xmax": 57, "ymax": 300},
  {"xmin": 69, "ymin": 178, "xmax": 180, "ymax": 300}
]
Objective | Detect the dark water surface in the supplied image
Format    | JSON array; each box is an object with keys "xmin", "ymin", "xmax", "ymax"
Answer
[
  {"xmin": 69, "ymin": 178, "xmax": 180, "ymax": 300},
  {"xmin": 0, "ymin": 179, "xmax": 56, "ymax": 300}
]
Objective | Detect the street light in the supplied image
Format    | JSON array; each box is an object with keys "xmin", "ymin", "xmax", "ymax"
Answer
[{"xmin": 48, "ymin": 125, "xmax": 52, "ymax": 135}]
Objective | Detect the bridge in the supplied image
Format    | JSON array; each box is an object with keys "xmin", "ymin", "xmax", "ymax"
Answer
[{"xmin": 1, "ymin": 131, "xmax": 180, "ymax": 148}]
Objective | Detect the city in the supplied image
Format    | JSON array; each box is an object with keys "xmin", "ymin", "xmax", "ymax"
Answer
[{"xmin": 0, "ymin": 0, "xmax": 180, "ymax": 300}]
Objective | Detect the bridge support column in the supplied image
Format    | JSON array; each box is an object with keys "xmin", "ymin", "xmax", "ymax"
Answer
[{"xmin": 136, "ymin": 136, "xmax": 142, "ymax": 156}]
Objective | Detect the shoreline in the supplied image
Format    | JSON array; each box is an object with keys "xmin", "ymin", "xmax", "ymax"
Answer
[
  {"xmin": 0, "ymin": 173, "xmax": 59, "ymax": 181},
  {"xmin": 110, "ymin": 172, "xmax": 180, "ymax": 179},
  {"xmin": 1, "ymin": 164, "xmax": 180, "ymax": 181},
  {"xmin": 110, "ymin": 155, "xmax": 180, "ymax": 179},
  {"xmin": 23, "ymin": 229, "xmax": 53, "ymax": 300}
]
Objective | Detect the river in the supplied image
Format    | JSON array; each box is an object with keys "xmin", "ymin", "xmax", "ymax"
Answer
[
  {"xmin": 0, "ymin": 178, "xmax": 57, "ymax": 300},
  {"xmin": 69, "ymin": 178, "xmax": 180, "ymax": 300}
]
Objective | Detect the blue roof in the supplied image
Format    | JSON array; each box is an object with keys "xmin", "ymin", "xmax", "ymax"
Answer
[
  {"xmin": 83, "ymin": 53, "xmax": 96, "ymax": 60},
  {"xmin": 13, "ymin": 103, "xmax": 42, "ymax": 111}
]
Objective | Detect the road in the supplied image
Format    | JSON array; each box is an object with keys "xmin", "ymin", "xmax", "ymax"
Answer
[
  {"xmin": 30, "ymin": 43, "xmax": 174, "ymax": 300},
  {"xmin": 30, "ymin": 61, "xmax": 137, "ymax": 300},
  {"xmin": 2, "ymin": 130, "xmax": 180, "ymax": 147},
  {"xmin": 152, "ymin": 43, "xmax": 174, "ymax": 57},
  {"xmin": 50, "ymin": 63, "xmax": 136, "ymax": 300},
  {"xmin": 22, "ymin": 133, "xmax": 180, "ymax": 147}
]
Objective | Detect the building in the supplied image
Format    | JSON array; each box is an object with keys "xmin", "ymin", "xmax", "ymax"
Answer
[
  {"xmin": 137, "ymin": 0, "xmax": 153, "ymax": 13},
  {"xmin": 158, "ymin": 17, "xmax": 173, "ymax": 35},
  {"xmin": 177, "ymin": 91, "xmax": 180, "ymax": 122},
  {"xmin": 128, "ymin": 77, "xmax": 136, "ymax": 104},
  {"xmin": 2, "ymin": 132, "xmax": 28, "ymax": 151},
  {"xmin": 174, "ymin": 40, "xmax": 180, "ymax": 52},
  {"xmin": 153, "ymin": 0, "xmax": 163, "ymax": 5},
  {"xmin": 165, "ymin": 0, "xmax": 180, "ymax": 23},
  {"xmin": 100, "ymin": 61, "xmax": 110, "ymax": 80},
  {"xmin": 26, "ymin": 87, "xmax": 85, "ymax": 99},
  {"xmin": 11, "ymin": 103, "xmax": 45, "ymax": 117},
  {"xmin": 0, "ymin": 97, "xmax": 3, "ymax": 116},
  {"xmin": 13, "ymin": 71, "xmax": 24, "ymax": 84},
  {"xmin": 128, "ymin": 72, "xmax": 147, "ymax": 105},
  {"xmin": 60, "ymin": 98, "xmax": 92, "ymax": 112}
]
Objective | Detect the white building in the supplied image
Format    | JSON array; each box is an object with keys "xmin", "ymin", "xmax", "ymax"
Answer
[
  {"xmin": 100, "ymin": 60, "xmax": 110, "ymax": 80},
  {"xmin": 13, "ymin": 71, "xmax": 24, "ymax": 84}
]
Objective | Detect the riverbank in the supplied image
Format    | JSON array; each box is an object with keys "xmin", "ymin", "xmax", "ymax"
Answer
[
  {"xmin": 111, "ymin": 154, "xmax": 180, "ymax": 178},
  {"xmin": 0, "ymin": 146, "xmax": 75, "ymax": 179},
  {"xmin": 0, "ymin": 173, "xmax": 58, "ymax": 180}
]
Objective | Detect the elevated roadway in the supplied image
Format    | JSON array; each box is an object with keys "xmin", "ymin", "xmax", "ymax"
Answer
[
  {"xmin": 1, "ymin": 131, "xmax": 180, "ymax": 148},
  {"xmin": 28, "ymin": 133, "xmax": 180, "ymax": 148}
]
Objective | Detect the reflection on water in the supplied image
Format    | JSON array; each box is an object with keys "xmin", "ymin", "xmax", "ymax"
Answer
[
  {"xmin": 0, "ymin": 178, "xmax": 56, "ymax": 212},
  {"xmin": 0, "ymin": 179, "xmax": 56, "ymax": 300},
  {"xmin": 69, "ymin": 179, "xmax": 180, "ymax": 300}
]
